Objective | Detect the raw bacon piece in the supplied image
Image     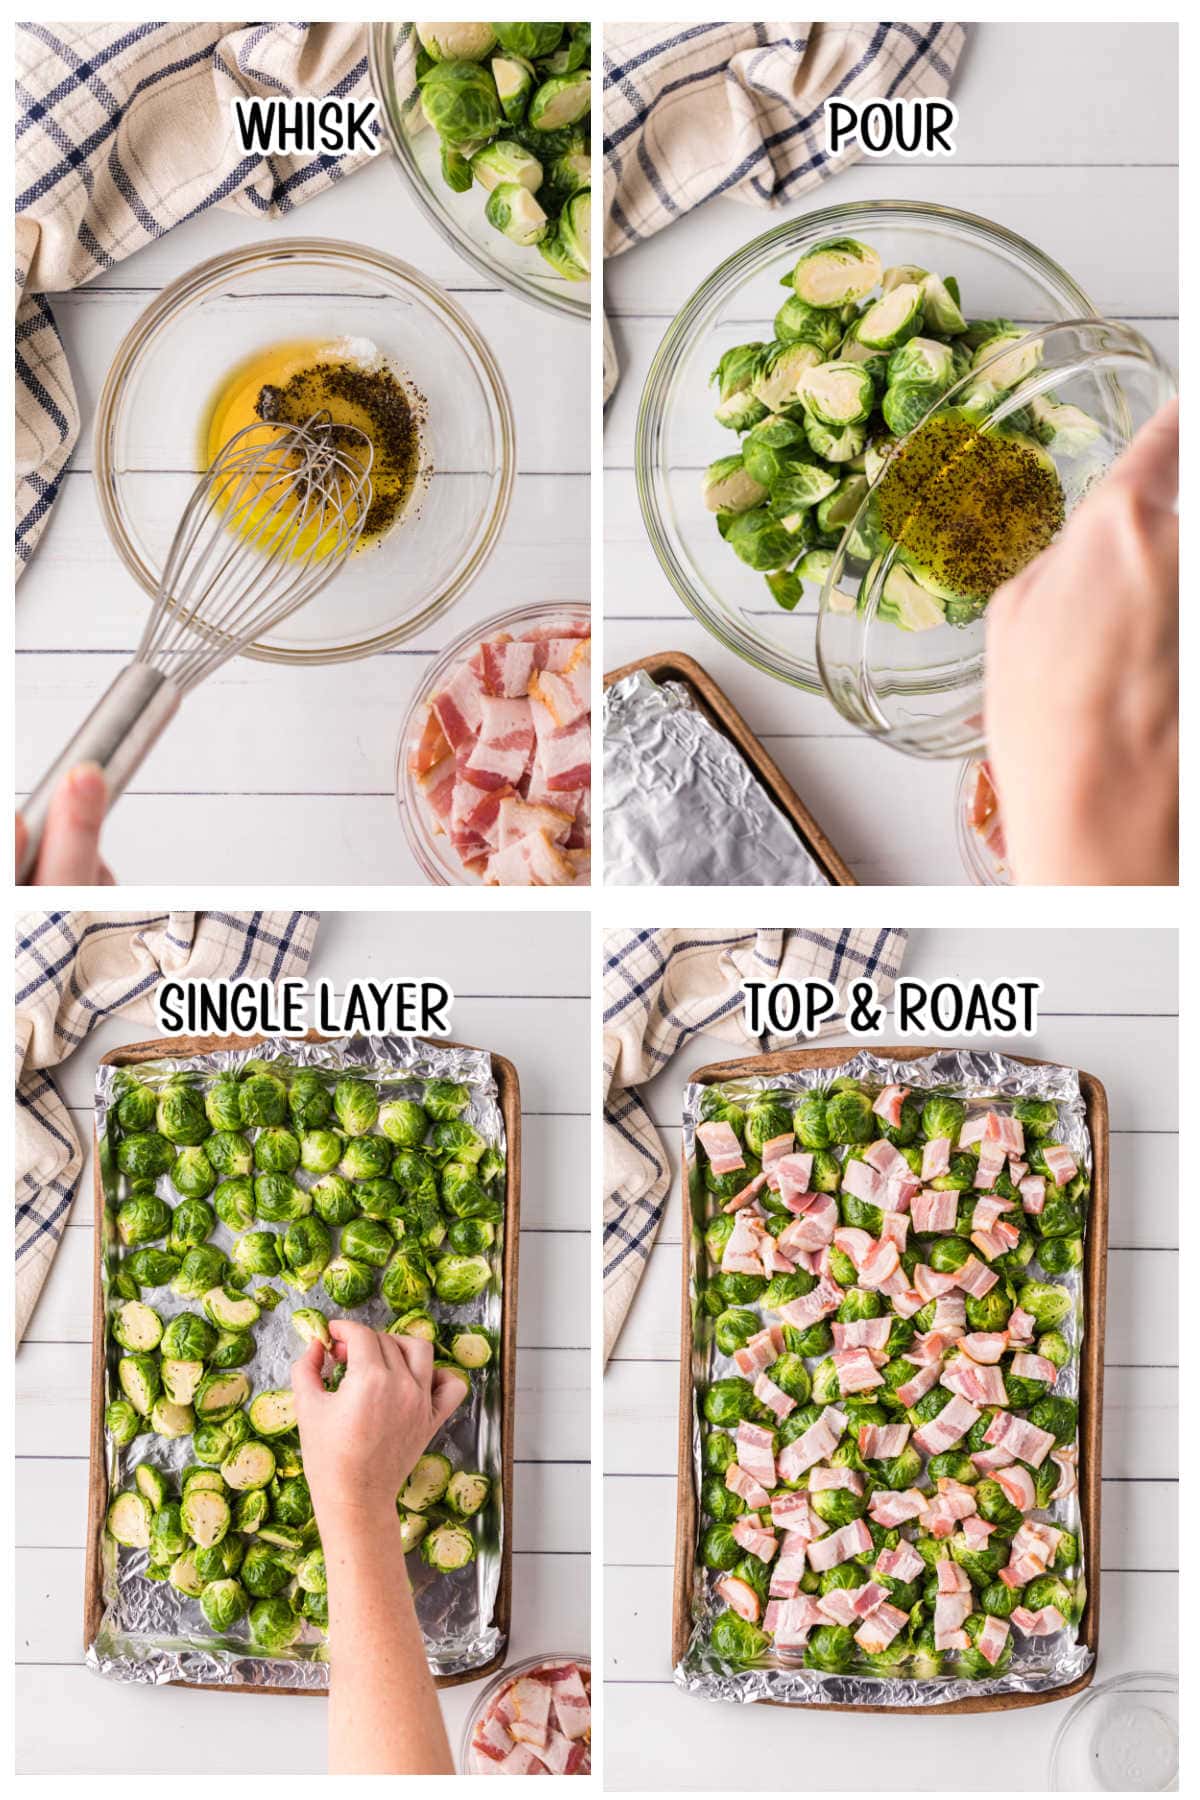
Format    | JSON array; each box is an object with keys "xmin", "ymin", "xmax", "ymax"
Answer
[
  {"xmin": 754, "ymin": 1370, "xmax": 798, "ymax": 1420},
  {"xmin": 973, "ymin": 1142, "xmax": 1007, "ymax": 1190},
  {"xmin": 776, "ymin": 1195, "xmax": 837, "ymax": 1252},
  {"xmin": 485, "ymin": 828, "xmax": 576, "ymax": 887},
  {"xmin": 1009, "ymin": 1157, "xmax": 1028, "ymax": 1184},
  {"xmin": 885, "ymin": 1173, "xmax": 921, "ymax": 1212},
  {"xmin": 1006, "ymin": 1306, "xmax": 1037, "ymax": 1345},
  {"xmin": 466, "ymin": 696, "xmax": 535, "ymax": 789},
  {"xmin": 955, "ymin": 1256, "xmax": 999, "ymax": 1299},
  {"xmin": 914, "ymin": 1263, "xmax": 960, "ymax": 1303},
  {"xmin": 934, "ymin": 1590, "xmax": 973, "ymax": 1651},
  {"xmin": 776, "ymin": 1405, "xmax": 847, "ymax": 1482},
  {"xmin": 858, "ymin": 1239, "xmax": 901, "ymax": 1290},
  {"xmin": 497, "ymin": 794, "xmax": 573, "ymax": 849},
  {"xmin": 832, "ymin": 1346, "xmax": 884, "ymax": 1393},
  {"xmin": 716, "ymin": 1574, "xmax": 761, "ymax": 1623},
  {"xmin": 865, "ymin": 1139, "xmax": 910, "ymax": 1177},
  {"xmin": 1042, "ymin": 1144, "xmax": 1078, "ymax": 1186},
  {"xmin": 1050, "ymin": 1446, "xmax": 1078, "ymax": 1500},
  {"xmin": 971, "ymin": 1194, "xmax": 1013, "ymax": 1234},
  {"xmin": 509, "ymin": 1675, "xmax": 552, "ymax": 1747},
  {"xmin": 1010, "ymin": 1351, "xmax": 1057, "ymax": 1387},
  {"xmin": 832, "ymin": 1317, "xmax": 891, "ymax": 1353},
  {"xmin": 912, "ymin": 1188, "xmax": 957, "ymax": 1234},
  {"xmin": 769, "ymin": 1534, "xmax": 808, "ymax": 1598},
  {"xmin": 722, "ymin": 1171, "xmax": 769, "ymax": 1214},
  {"xmin": 959, "ymin": 1331, "xmax": 1008, "ymax": 1365},
  {"xmin": 761, "ymin": 1133, "xmax": 794, "ymax": 1169},
  {"xmin": 732, "ymin": 1325, "xmax": 783, "ymax": 1379},
  {"xmin": 959, "ymin": 1115, "xmax": 987, "ymax": 1148},
  {"xmin": 855, "ymin": 1600, "xmax": 909, "ymax": 1655},
  {"xmin": 772, "ymin": 1151, "xmax": 814, "ymax": 1199},
  {"xmin": 808, "ymin": 1465, "xmax": 864, "ymax": 1495},
  {"xmin": 936, "ymin": 1560, "xmax": 971, "ymax": 1594},
  {"xmin": 995, "ymin": 1465, "xmax": 1036, "ymax": 1512},
  {"xmin": 984, "ymin": 1112, "xmax": 1025, "ymax": 1156},
  {"xmin": 777, "ymin": 1275, "xmax": 843, "ymax": 1331},
  {"xmin": 805, "ymin": 1517, "xmax": 873, "ymax": 1572},
  {"xmin": 960, "ymin": 1514, "xmax": 995, "ymax": 1551},
  {"xmin": 725, "ymin": 1463, "xmax": 770, "ymax": 1510},
  {"xmin": 735, "ymin": 1420, "xmax": 777, "ymax": 1489},
  {"xmin": 895, "ymin": 1362, "xmax": 941, "ymax": 1407},
  {"xmin": 480, "ymin": 635, "xmax": 537, "ymax": 698},
  {"xmin": 875, "ymin": 1543, "xmax": 925, "ymax": 1585},
  {"xmin": 921, "ymin": 1137, "xmax": 952, "ymax": 1181},
  {"xmin": 543, "ymin": 1661, "xmax": 591, "ymax": 1742},
  {"xmin": 497, "ymin": 1744, "xmax": 546, "ymax": 1775},
  {"xmin": 912, "ymin": 1394, "xmax": 981, "ymax": 1457},
  {"xmin": 858, "ymin": 1421, "xmax": 911, "ymax": 1460},
  {"xmin": 768, "ymin": 1594, "xmax": 825, "ymax": 1649},
  {"xmin": 770, "ymin": 1492, "xmax": 814, "ymax": 1538},
  {"xmin": 970, "ymin": 1218, "xmax": 1021, "ymax": 1263},
  {"xmin": 873, "ymin": 1085, "xmax": 910, "ymax": 1128},
  {"xmin": 529, "ymin": 638, "xmax": 590, "ymax": 730},
  {"xmin": 983, "ymin": 1410, "xmax": 1056, "ymax": 1468},
  {"xmin": 868, "ymin": 1488, "xmax": 927, "ymax": 1528},
  {"xmin": 941, "ymin": 1356, "xmax": 1008, "ymax": 1409},
  {"xmin": 977, "ymin": 1614, "xmax": 1011, "ymax": 1666},
  {"xmin": 1019, "ymin": 1175, "xmax": 1046, "ymax": 1215},
  {"xmin": 833, "ymin": 1226, "xmax": 876, "ymax": 1270},
  {"xmin": 730, "ymin": 1516, "xmax": 778, "ymax": 1563},
  {"xmin": 1011, "ymin": 1604, "xmax": 1067, "ymax": 1637},
  {"xmin": 697, "ymin": 1120, "xmax": 746, "ymax": 1174},
  {"xmin": 841, "ymin": 1159, "xmax": 884, "ymax": 1206},
  {"xmin": 531, "ymin": 701, "xmax": 591, "ymax": 791},
  {"xmin": 430, "ymin": 662, "xmax": 484, "ymax": 750}
]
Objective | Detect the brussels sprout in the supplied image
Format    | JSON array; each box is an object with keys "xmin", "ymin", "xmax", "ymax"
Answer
[
  {"xmin": 170, "ymin": 1146, "xmax": 216, "ymax": 1203},
  {"xmin": 950, "ymin": 1533, "xmax": 1009, "ymax": 1589},
  {"xmin": 209, "ymin": 1329, "xmax": 254, "ymax": 1370},
  {"xmin": 105, "ymin": 1397, "xmax": 143, "ymax": 1446},
  {"xmin": 401, "ymin": 1451, "xmax": 453, "ymax": 1512},
  {"xmin": 1028, "ymin": 1395, "xmax": 1077, "ymax": 1447},
  {"xmin": 325, "ymin": 1256, "xmax": 377, "ymax": 1308},
  {"xmin": 824, "ymin": 1089, "xmax": 874, "ymax": 1145},
  {"xmin": 1012, "ymin": 1098, "xmax": 1058, "ymax": 1141},
  {"xmin": 118, "ymin": 1351, "xmax": 161, "ymax": 1416},
  {"xmin": 445, "ymin": 1471, "xmax": 491, "ymax": 1520},
  {"xmin": 975, "ymin": 1477, "xmax": 1025, "ymax": 1534},
  {"xmin": 311, "ymin": 1173, "xmax": 358, "ymax": 1225},
  {"xmin": 150, "ymin": 1397, "xmax": 194, "ymax": 1438},
  {"xmin": 791, "ymin": 238, "xmax": 882, "ymax": 308},
  {"xmin": 247, "ymin": 1594, "xmax": 301, "ymax": 1651},
  {"xmin": 107, "ymin": 1489, "xmax": 152, "ymax": 1548},
  {"xmin": 160, "ymin": 1311, "xmax": 217, "ymax": 1362},
  {"xmin": 115, "ymin": 1080, "xmax": 159, "ymax": 1132},
  {"xmin": 792, "ymin": 1092, "xmax": 831, "ymax": 1151},
  {"xmin": 208, "ymin": 1175, "xmax": 253, "ymax": 1234},
  {"xmin": 168, "ymin": 1200, "xmax": 217, "ymax": 1259},
  {"xmin": 721, "ymin": 506, "xmax": 803, "ymax": 573},
  {"xmin": 965, "ymin": 1288, "xmax": 1012, "ymax": 1333},
  {"xmin": 701, "ymin": 1473, "xmax": 746, "ymax": 1523},
  {"xmin": 356, "ymin": 1178, "xmax": 405, "ymax": 1222},
  {"xmin": 122, "ymin": 1247, "xmax": 181, "ymax": 1289},
  {"xmin": 248, "ymin": 1390, "xmax": 297, "ymax": 1438},
  {"xmin": 1016, "ymin": 1280, "xmax": 1073, "ymax": 1332},
  {"xmin": 1039, "ymin": 1235, "xmax": 1083, "ymax": 1275},
  {"xmin": 702, "ymin": 1378, "xmax": 760, "ymax": 1429},
  {"xmin": 254, "ymin": 1173, "xmax": 309, "ymax": 1223},
  {"xmin": 929, "ymin": 1152, "xmax": 977, "ymax": 1194},
  {"xmin": 803, "ymin": 1621, "xmax": 854, "ymax": 1673},
  {"xmin": 194, "ymin": 1370, "xmax": 251, "ymax": 1423},
  {"xmin": 272, "ymin": 1473, "xmax": 313, "ymax": 1528},
  {"xmin": 222, "ymin": 1439, "xmax": 276, "ymax": 1492},
  {"xmin": 795, "ymin": 360, "xmax": 875, "ymax": 429},
  {"xmin": 111, "ymin": 1299, "xmax": 163, "ymax": 1354},
  {"xmin": 1024, "ymin": 1572, "xmax": 1078, "ymax": 1623},
  {"xmin": 290, "ymin": 1307, "xmax": 333, "ymax": 1350},
  {"xmin": 712, "ymin": 1308, "xmax": 759, "ymax": 1359},
  {"xmin": 238, "ymin": 1070, "xmax": 287, "ymax": 1129},
  {"xmin": 371, "ymin": 1097, "xmax": 426, "ymax": 1150},
  {"xmin": 1038, "ymin": 1329, "xmax": 1071, "ymax": 1370},
  {"xmin": 420, "ymin": 1521, "xmax": 478, "ymax": 1573},
  {"xmin": 762, "ymin": 1269, "xmax": 816, "ymax": 1313},
  {"xmin": 327, "ymin": 1077, "xmax": 376, "ymax": 1140},
  {"xmin": 281, "ymin": 1216, "xmax": 333, "ymax": 1290},
  {"xmin": 181, "ymin": 1484, "xmax": 231, "ymax": 1549},
  {"xmin": 199, "ymin": 1288, "xmax": 258, "ymax": 1336},
  {"xmin": 198, "ymin": 1576, "xmax": 247, "ymax": 1633},
  {"xmin": 116, "ymin": 1192, "xmax": 172, "ymax": 1247},
  {"xmin": 429, "ymin": 1120, "xmax": 487, "ymax": 1167},
  {"xmin": 205, "ymin": 1131, "xmax": 253, "ymax": 1181},
  {"xmin": 116, "ymin": 1132, "xmax": 175, "ymax": 1182},
  {"xmin": 433, "ymin": 1252, "xmax": 491, "ymax": 1304},
  {"xmin": 446, "ymin": 1217, "xmax": 495, "ymax": 1256},
  {"xmin": 173, "ymin": 1245, "xmax": 229, "ymax": 1299},
  {"xmin": 767, "ymin": 1353, "xmax": 812, "ymax": 1405},
  {"xmin": 701, "ymin": 1522, "xmax": 742, "ymax": 1572},
  {"xmin": 156, "ymin": 1085, "xmax": 210, "ymax": 1146},
  {"xmin": 230, "ymin": 1232, "xmax": 282, "ymax": 1283},
  {"xmin": 282, "ymin": 1069, "xmax": 330, "ymax": 1132},
  {"xmin": 445, "ymin": 1326, "xmax": 492, "ymax": 1370},
  {"xmin": 742, "ymin": 1100, "xmax": 793, "ymax": 1160}
]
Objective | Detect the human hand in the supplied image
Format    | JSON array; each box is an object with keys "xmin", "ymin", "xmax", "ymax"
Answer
[
  {"xmin": 984, "ymin": 397, "xmax": 1178, "ymax": 885},
  {"xmin": 292, "ymin": 1320, "xmax": 466, "ymax": 1535},
  {"xmin": 15, "ymin": 763, "xmax": 114, "ymax": 885}
]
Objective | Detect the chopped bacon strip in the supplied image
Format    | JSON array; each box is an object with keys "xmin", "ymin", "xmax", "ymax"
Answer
[
  {"xmin": 697, "ymin": 1120, "xmax": 745, "ymax": 1175},
  {"xmin": 1042, "ymin": 1144, "xmax": 1078, "ymax": 1186},
  {"xmin": 1011, "ymin": 1604, "xmax": 1067, "ymax": 1637},
  {"xmin": 509, "ymin": 1674, "xmax": 552, "ymax": 1747},
  {"xmin": 841, "ymin": 1159, "xmax": 884, "ymax": 1205},
  {"xmin": 767, "ymin": 1594, "xmax": 824, "ymax": 1648},
  {"xmin": 777, "ymin": 1405, "xmax": 847, "ymax": 1482},
  {"xmin": 934, "ymin": 1590, "xmax": 973, "ymax": 1651},
  {"xmin": 970, "ymin": 1218, "xmax": 1021, "ymax": 1262},
  {"xmin": 754, "ymin": 1370, "xmax": 798, "ymax": 1420},
  {"xmin": 1051, "ymin": 1446, "xmax": 1079, "ymax": 1501},
  {"xmin": 833, "ymin": 1317, "xmax": 891, "ymax": 1353},
  {"xmin": 875, "ymin": 1542, "xmax": 926, "ymax": 1585},
  {"xmin": 936, "ymin": 1560, "xmax": 971, "ymax": 1594},
  {"xmin": 831, "ymin": 1345, "xmax": 884, "ymax": 1392},
  {"xmin": 1019, "ymin": 1175, "xmax": 1046, "ymax": 1215},
  {"xmin": 855, "ymin": 1600, "xmax": 909, "ymax": 1655},
  {"xmin": 716, "ymin": 1574, "xmax": 761, "ymax": 1623},
  {"xmin": 858, "ymin": 1238, "xmax": 901, "ymax": 1290},
  {"xmin": 921, "ymin": 1137, "xmax": 952, "ymax": 1181},
  {"xmin": 769, "ymin": 1533, "xmax": 808, "ymax": 1598},
  {"xmin": 761, "ymin": 1132, "xmax": 794, "ymax": 1169},
  {"xmin": 772, "ymin": 1151, "xmax": 814, "ymax": 1202},
  {"xmin": 995, "ymin": 1465, "xmax": 1036, "ymax": 1511},
  {"xmin": 805, "ymin": 1517, "xmax": 873, "ymax": 1572},
  {"xmin": 914, "ymin": 1263, "xmax": 960, "ymax": 1303},
  {"xmin": 955, "ymin": 1255, "xmax": 999, "ymax": 1299},
  {"xmin": 911, "ymin": 1188, "xmax": 958, "ymax": 1234},
  {"xmin": 730, "ymin": 1516, "xmax": 778, "ymax": 1563},
  {"xmin": 777, "ymin": 1275, "xmax": 843, "ymax": 1331},
  {"xmin": 732, "ymin": 1325, "xmax": 784, "ymax": 1379},
  {"xmin": 735, "ymin": 1420, "xmax": 777, "ymax": 1488},
  {"xmin": 722, "ymin": 1171, "xmax": 769, "ymax": 1214},
  {"xmin": 971, "ymin": 1194, "xmax": 1013, "ymax": 1234},
  {"xmin": 941, "ymin": 1355, "xmax": 1008, "ymax": 1409},
  {"xmin": 977, "ymin": 1614, "xmax": 1011, "ymax": 1666},
  {"xmin": 873, "ymin": 1085, "xmax": 910, "ymax": 1128},
  {"xmin": 725, "ymin": 1463, "xmax": 770, "ymax": 1510},
  {"xmin": 865, "ymin": 1139, "xmax": 910, "ymax": 1177},
  {"xmin": 984, "ymin": 1112, "xmax": 1025, "ymax": 1156},
  {"xmin": 959, "ymin": 1331, "xmax": 1008, "ymax": 1365},
  {"xmin": 858, "ymin": 1421, "xmax": 911, "ymax": 1460},
  {"xmin": 1006, "ymin": 1306, "xmax": 1037, "ymax": 1345},
  {"xmin": 869, "ymin": 1487, "xmax": 927, "ymax": 1528},
  {"xmin": 912, "ymin": 1394, "xmax": 981, "ymax": 1457},
  {"xmin": 834, "ymin": 1225, "xmax": 876, "ymax": 1269},
  {"xmin": 770, "ymin": 1492, "xmax": 814, "ymax": 1538},
  {"xmin": 776, "ymin": 1193, "xmax": 837, "ymax": 1252},
  {"xmin": 959, "ymin": 1115, "xmax": 987, "ymax": 1148},
  {"xmin": 466, "ymin": 696, "xmax": 535, "ymax": 790},
  {"xmin": 885, "ymin": 1173, "xmax": 921, "ymax": 1212},
  {"xmin": 1011, "ymin": 1351, "xmax": 1057, "ymax": 1387},
  {"xmin": 809, "ymin": 1464, "xmax": 864, "ymax": 1495},
  {"xmin": 983, "ymin": 1410, "xmax": 1057, "ymax": 1468}
]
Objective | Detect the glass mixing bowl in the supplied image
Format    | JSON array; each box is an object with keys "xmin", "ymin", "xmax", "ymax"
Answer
[
  {"xmin": 1049, "ymin": 1671, "xmax": 1178, "ymax": 1791},
  {"xmin": 818, "ymin": 317, "xmax": 1174, "ymax": 756},
  {"xmin": 637, "ymin": 200, "xmax": 1172, "ymax": 748},
  {"xmin": 396, "ymin": 599, "xmax": 591, "ymax": 884},
  {"xmin": 956, "ymin": 757, "xmax": 1010, "ymax": 886},
  {"xmin": 458, "ymin": 1653, "xmax": 592, "ymax": 1774},
  {"xmin": 94, "ymin": 238, "xmax": 515, "ymax": 664},
  {"xmin": 369, "ymin": 24, "xmax": 590, "ymax": 323}
]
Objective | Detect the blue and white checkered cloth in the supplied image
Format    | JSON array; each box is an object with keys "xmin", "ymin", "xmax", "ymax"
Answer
[
  {"xmin": 603, "ymin": 21, "xmax": 965, "ymax": 257},
  {"xmin": 15, "ymin": 909, "xmax": 318, "ymax": 1342},
  {"xmin": 602, "ymin": 927, "xmax": 907, "ymax": 1360},
  {"xmin": 15, "ymin": 21, "xmax": 375, "ymax": 575}
]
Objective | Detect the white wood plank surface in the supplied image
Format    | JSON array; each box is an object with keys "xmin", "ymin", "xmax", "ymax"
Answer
[
  {"xmin": 15, "ymin": 911, "xmax": 591, "ymax": 1774},
  {"xmin": 16, "ymin": 155, "xmax": 589, "ymax": 885},
  {"xmin": 602, "ymin": 926, "xmax": 1177, "ymax": 1791},
  {"xmin": 602, "ymin": 22, "xmax": 1178, "ymax": 885}
]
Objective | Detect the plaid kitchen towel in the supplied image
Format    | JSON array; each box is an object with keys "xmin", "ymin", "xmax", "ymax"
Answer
[
  {"xmin": 15, "ymin": 21, "xmax": 375, "ymax": 575},
  {"xmin": 602, "ymin": 927, "xmax": 907, "ymax": 1361},
  {"xmin": 14, "ymin": 909, "xmax": 318, "ymax": 1343}
]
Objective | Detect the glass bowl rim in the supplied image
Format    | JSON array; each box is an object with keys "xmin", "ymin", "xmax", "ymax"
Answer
[
  {"xmin": 368, "ymin": 22, "xmax": 590, "ymax": 325},
  {"xmin": 634, "ymin": 196, "xmax": 1106, "ymax": 695},
  {"xmin": 1048, "ymin": 1668, "xmax": 1178, "ymax": 1791},
  {"xmin": 396, "ymin": 596, "xmax": 591, "ymax": 884},
  {"xmin": 93, "ymin": 234, "xmax": 518, "ymax": 666},
  {"xmin": 456, "ymin": 1650, "xmax": 592, "ymax": 1773}
]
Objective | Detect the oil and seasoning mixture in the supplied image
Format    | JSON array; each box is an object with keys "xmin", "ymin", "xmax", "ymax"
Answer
[
  {"xmin": 203, "ymin": 338, "xmax": 424, "ymax": 551},
  {"xmin": 876, "ymin": 412, "xmax": 1065, "ymax": 602}
]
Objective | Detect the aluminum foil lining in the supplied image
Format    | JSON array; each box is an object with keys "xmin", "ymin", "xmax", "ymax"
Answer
[
  {"xmin": 678, "ymin": 1047, "xmax": 1093, "ymax": 1707},
  {"xmin": 603, "ymin": 671, "xmax": 829, "ymax": 887},
  {"xmin": 88, "ymin": 1033, "xmax": 506, "ymax": 1690}
]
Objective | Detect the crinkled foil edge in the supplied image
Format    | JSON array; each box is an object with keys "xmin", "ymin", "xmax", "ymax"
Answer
[
  {"xmin": 676, "ymin": 1046, "xmax": 1094, "ymax": 1707},
  {"xmin": 88, "ymin": 1034, "xmax": 506, "ymax": 1690}
]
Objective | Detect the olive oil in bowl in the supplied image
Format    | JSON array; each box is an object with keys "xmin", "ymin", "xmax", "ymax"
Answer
[{"xmin": 203, "ymin": 338, "xmax": 424, "ymax": 554}]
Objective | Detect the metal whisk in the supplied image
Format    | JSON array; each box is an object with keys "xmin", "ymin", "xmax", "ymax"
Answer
[{"xmin": 18, "ymin": 413, "xmax": 373, "ymax": 881}]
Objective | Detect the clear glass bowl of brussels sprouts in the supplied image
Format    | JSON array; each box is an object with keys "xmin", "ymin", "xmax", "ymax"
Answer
[
  {"xmin": 396, "ymin": 599, "xmax": 591, "ymax": 883},
  {"xmin": 637, "ymin": 201, "xmax": 1173, "ymax": 752},
  {"xmin": 369, "ymin": 24, "xmax": 591, "ymax": 322},
  {"xmin": 95, "ymin": 239, "xmax": 515, "ymax": 664}
]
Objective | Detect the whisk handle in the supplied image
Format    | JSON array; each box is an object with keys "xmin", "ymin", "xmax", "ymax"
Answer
[{"xmin": 17, "ymin": 664, "xmax": 182, "ymax": 882}]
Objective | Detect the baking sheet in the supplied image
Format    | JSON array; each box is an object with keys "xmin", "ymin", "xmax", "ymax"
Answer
[
  {"xmin": 88, "ymin": 1033, "xmax": 508, "ymax": 1690},
  {"xmin": 604, "ymin": 669, "xmax": 830, "ymax": 887},
  {"xmin": 677, "ymin": 1047, "xmax": 1097, "ymax": 1708}
]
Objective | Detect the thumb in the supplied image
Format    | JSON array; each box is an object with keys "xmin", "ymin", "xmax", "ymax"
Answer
[
  {"xmin": 291, "ymin": 1340, "xmax": 328, "ymax": 1406},
  {"xmin": 431, "ymin": 1366, "xmax": 470, "ymax": 1431},
  {"xmin": 14, "ymin": 813, "xmax": 28, "ymax": 881}
]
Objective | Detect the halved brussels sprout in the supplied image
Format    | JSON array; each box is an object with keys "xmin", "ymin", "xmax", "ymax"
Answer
[
  {"xmin": 107, "ymin": 1489, "xmax": 153, "ymax": 1548},
  {"xmin": 248, "ymin": 1389, "xmax": 297, "ymax": 1438}
]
